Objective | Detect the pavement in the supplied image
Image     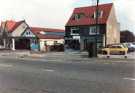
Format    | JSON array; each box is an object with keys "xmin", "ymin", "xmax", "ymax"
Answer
[
  {"xmin": 0, "ymin": 53, "xmax": 134, "ymax": 93},
  {"xmin": 1, "ymin": 50, "xmax": 135, "ymax": 60},
  {"xmin": 0, "ymin": 51, "xmax": 134, "ymax": 63}
]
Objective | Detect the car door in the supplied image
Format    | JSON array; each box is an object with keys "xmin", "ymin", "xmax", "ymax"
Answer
[
  {"xmin": 116, "ymin": 46, "xmax": 124, "ymax": 54},
  {"xmin": 109, "ymin": 46, "xmax": 120, "ymax": 55}
]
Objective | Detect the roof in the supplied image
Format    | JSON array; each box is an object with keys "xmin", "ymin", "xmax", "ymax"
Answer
[
  {"xmin": 31, "ymin": 27, "xmax": 65, "ymax": 33},
  {"xmin": 1, "ymin": 20, "xmax": 24, "ymax": 33},
  {"xmin": 66, "ymin": 3, "xmax": 113, "ymax": 26},
  {"xmin": 31, "ymin": 27, "xmax": 65, "ymax": 39}
]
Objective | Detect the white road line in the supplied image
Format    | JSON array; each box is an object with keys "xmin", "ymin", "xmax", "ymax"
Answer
[
  {"xmin": 0, "ymin": 64, "xmax": 13, "ymax": 68},
  {"xmin": 42, "ymin": 69, "xmax": 55, "ymax": 72},
  {"xmin": 123, "ymin": 78, "xmax": 135, "ymax": 81}
]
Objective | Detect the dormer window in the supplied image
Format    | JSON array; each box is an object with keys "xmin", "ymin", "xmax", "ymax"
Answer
[
  {"xmin": 72, "ymin": 13, "xmax": 85, "ymax": 20},
  {"xmin": 93, "ymin": 10, "xmax": 103, "ymax": 19}
]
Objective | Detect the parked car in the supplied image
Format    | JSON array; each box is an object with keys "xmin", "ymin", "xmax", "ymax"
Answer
[
  {"xmin": 132, "ymin": 42, "xmax": 135, "ymax": 45},
  {"xmin": 101, "ymin": 44, "xmax": 128, "ymax": 55},
  {"xmin": 122, "ymin": 43, "xmax": 135, "ymax": 52},
  {"xmin": 50, "ymin": 44, "xmax": 64, "ymax": 52}
]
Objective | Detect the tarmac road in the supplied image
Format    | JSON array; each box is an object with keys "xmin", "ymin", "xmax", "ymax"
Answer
[{"xmin": 0, "ymin": 52, "xmax": 134, "ymax": 93}]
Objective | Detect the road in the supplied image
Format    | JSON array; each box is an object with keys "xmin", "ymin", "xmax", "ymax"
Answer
[{"xmin": 0, "ymin": 52, "xmax": 135, "ymax": 93}]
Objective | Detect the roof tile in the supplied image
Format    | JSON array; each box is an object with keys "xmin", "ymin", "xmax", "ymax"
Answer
[
  {"xmin": 1, "ymin": 20, "xmax": 24, "ymax": 32},
  {"xmin": 31, "ymin": 27, "xmax": 64, "ymax": 39},
  {"xmin": 66, "ymin": 3, "xmax": 113, "ymax": 26}
]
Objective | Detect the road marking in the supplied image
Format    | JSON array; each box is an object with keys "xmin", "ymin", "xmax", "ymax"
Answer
[
  {"xmin": 0, "ymin": 64, "xmax": 13, "ymax": 68},
  {"xmin": 42, "ymin": 69, "xmax": 55, "ymax": 72},
  {"xmin": 123, "ymin": 78, "xmax": 135, "ymax": 81}
]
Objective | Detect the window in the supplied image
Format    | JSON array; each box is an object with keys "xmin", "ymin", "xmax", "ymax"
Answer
[
  {"xmin": 26, "ymin": 31, "xmax": 31, "ymax": 35},
  {"xmin": 71, "ymin": 27, "xmax": 79, "ymax": 35},
  {"xmin": 89, "ymin": 26, "xmax": 99, "ymax": 35},
  {"xmin": 93, "ymin": 10, "xmax": 103, "ymax": 19},
  {"xmin": 72, "ymin": 13, "xmax": 85, "ymax": 20},
  {"xmin": 28, "ymin": 31, "xmax": 31, "ymax": 35},
  {"xmin": 109, "ymin": 46, "xmax": 116, "ymax": 48},
  {"xmin": 54, "ymin": 41, "xmax": 58, "ymax": 45},
  {"xmin": 26, "ymin": 32, "xmax": 29, "ymax": 35},
  {"xmin": 32, "ymin": 39, "xmax": 37, "ymax": 44},
  {"xmin": 109, "ymin": 45, "xmax": 123, "ymax": 48},
  {"xmin": 117, "ymin": 46, "xmax": 122, "ymax": 48},
  {"xmin": 78, "ymin": 13, "xmax": 85, "ymax": 19},
  {"xmin": 44, "ymin": 41, "xmax": 47, "ymax": 45}
]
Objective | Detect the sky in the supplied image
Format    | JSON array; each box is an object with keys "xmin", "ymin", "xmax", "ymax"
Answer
[{"xmin": 0, "ymin": 0, "xmax": 135, "ymax": 34}]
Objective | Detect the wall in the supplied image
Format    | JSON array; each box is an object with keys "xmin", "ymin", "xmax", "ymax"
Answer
[
  {"xmin": 106, "ymin": 5, "xmax": 120, "ymax": 45},
  {"xmin": 65, "ymin": 25, "xmax": 106, "ymax": 37},
  {"xmin": 65, "ymin": 25, "xmax": 106, "ymax": 51}
]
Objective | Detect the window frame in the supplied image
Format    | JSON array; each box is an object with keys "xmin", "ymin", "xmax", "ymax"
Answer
[
  {"xmin": 89, "ymin": 26, "xmax": 99, "ymax": 35},
  {"xmin": 54, "ymin": 41, "xmax": 58, "ymax": 45},
  {"xmin": 94, "ymin": 10, "xmax": 103, "ymax": 19},
  {"xmin": 72, "ymin": 13, "xmax": 85, "ymax": 20},
  {"xmin": 44, "ymin": 41, "xmax": 47, "ymax": 45},
  {"xmin": 71, "ymin": 27, "xmax": 79, "ymax": 35}
]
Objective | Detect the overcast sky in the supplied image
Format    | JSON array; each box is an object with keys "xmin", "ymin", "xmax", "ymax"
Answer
[{"xmin": 0, "ymin": 0, "xmax": 135, "ymax": 33}]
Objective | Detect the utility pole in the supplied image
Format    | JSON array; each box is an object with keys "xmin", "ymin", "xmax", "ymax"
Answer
[
  {"xmin": 95, "ymin": 0, "xmax": 99, "ymax": 57},
  {"xmin": 88, "ymin": 0, "xmax": 99, "ymax": 57},
  {"xmin": 90, "ymin": 0, "xmax": 99, "ymax": 57}
]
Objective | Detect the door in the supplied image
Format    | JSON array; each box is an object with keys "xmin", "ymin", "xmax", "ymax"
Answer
[
  {"xmin": 15, "ymin": 38, "xmax": 30, "ymax": 50},
  {"xmin": 109, "ymin": 46, "xmax": 122, "ymax": 55}
]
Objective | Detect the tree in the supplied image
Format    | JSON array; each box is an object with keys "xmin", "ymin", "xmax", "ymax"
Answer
[{"xmin": 120, "ymin": 30, "xmax": 135, "ymax": 43}]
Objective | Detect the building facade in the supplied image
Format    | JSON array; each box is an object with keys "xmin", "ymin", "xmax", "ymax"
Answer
[
  {"xmin": 0, "ymin": 20, "xmax": 65, "ymax": 52},
  {"xmin": 65, "ymin": 3, "xmax": 120, "ymax": 51}
]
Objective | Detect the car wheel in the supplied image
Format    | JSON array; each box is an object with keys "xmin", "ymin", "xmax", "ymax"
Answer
[{"xmin": 102, "ymin": 51, "xmax": 107, "ymax": 55}]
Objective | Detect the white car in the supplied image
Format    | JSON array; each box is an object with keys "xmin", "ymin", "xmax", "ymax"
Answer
[
  {"xmin": 132, "ymin": 42, "xmax": 135, "ymax": 46},
  {"xmin": 124, "ymin": 43, "xmax": 135, "ymax": 52}
]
